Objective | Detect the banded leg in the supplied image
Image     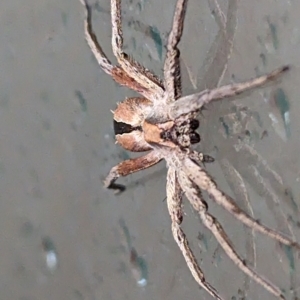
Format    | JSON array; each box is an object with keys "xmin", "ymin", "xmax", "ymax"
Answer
[
  {"xmin": 177, "ymin": 170, "xmax": 285, "ymax": 299},
  {"xmin": 80, "ymin": 0, "xmax": 114, "ymax": 74},
  {"xmin": 104, "ymin": 150, "xmax": 162, "ymax": 193},
  {"xmin": 80, "ymin": 0, "xmax": 151, "ymax": 96},
  {"xmin": 166, "ymin": 167, "xmax": 224, "ymax": 300},
  {"xmin": 110, "ymin": 0, "xmax": 165, "ymax": 101},
  {"xmin": 163, "ymin": 0, "xmax": 188, "ymax": 101},
  {"xmin": 181, "ymin": 156, "xmax": 300, "ymax": 250},
  {"xmin": 169, "ymin": 66, "xmax": 289, "ymax": 119}
]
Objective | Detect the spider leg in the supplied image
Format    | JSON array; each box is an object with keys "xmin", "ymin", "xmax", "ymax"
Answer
[
  {"xmin": 104, "ymin": 150, "xmax": 162, "ymax": 193},
  {"xmin": 181, "ymin": 155, "xmax": 300, "ymax": 250},
  {"xmin": 218, "ymin": 158, "xmax": 256, "ymax": 295},
  {"xmin": 169, "ymin": 66, "xmax": 289, "ymax": 119},
  {"xmin": 241, "ymin": 143, "xmax": 295, "ymax": 212},
  {"xmin": 166, "ymin": 167, "xmax": 224, "ymax": 300},
  {"xmin": 110, "ymin": 0, "xmax": 165, "ymax": 102},
  {"xmin": 163, "ymin": 0, "xmax": 187, "ymax": 102},
  {"xmin": 177, "ymin": 170, "xmax": 285, "ymax": 299},
  {"xmin": 224, "ymin": 143, "xmax": 296, "ymax": 239},
  {"xmin": 80, "ymin": 0, "xmax": 156, "ymax": 98},
  {"xmin": 80, "ymin": 0, "xmax": 114, "ymax": 75},
  {"xmin": 189, "ymin": 150, "xmax": 215, "ymax": 164}
]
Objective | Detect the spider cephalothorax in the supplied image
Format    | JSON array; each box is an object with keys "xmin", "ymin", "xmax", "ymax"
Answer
[
  {"xmin": 79, "ymin": 0, "xmax": 299, "ymax": 299},
  {"xmin": 113, "ymin": 95, "xmax": 201, "ymax": 150},
  {"xmin": 115, "ymin": 103, "xmax": 200, "ymax": 149}
]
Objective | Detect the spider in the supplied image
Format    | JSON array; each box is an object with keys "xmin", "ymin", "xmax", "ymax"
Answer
[{"xmin": 79, "ymin": 0, "xmax": 300, "ymax": 299}]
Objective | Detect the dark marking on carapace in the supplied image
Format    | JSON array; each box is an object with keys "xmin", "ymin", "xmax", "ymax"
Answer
[{"xmin": 114, "ymin": 120, "xmax": 142, "ymax": 135}]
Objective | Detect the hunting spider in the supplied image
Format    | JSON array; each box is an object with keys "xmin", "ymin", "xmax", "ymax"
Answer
[{"xmin": 79, "ymin": 0, "xmax": 300, "ymax": 298}]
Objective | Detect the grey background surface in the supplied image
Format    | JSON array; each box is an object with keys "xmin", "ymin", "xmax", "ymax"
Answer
[{"xmin": 1, "ymin": 0, "xmax": 300, "ymax": 299}]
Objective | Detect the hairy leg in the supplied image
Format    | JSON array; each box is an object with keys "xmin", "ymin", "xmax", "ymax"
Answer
[
  {"xmin": 177, "ymin": 170, "xmax": 285, "ymax": 299},
  {"xmin": 181, "ymin": 155, "xmax": 300, "ymax": 250},
  {"xmin": 163, "ymin": 0, "xmax": 187, "ymax": 102},
  {"xmin": 104, "ymin": 150, "xmax": 162, "ymax": 193},
  {"xmin": 166, "ymin": 167, "xmax": 224, "ymax": 300},
  {"xmin": 80, "ymin": 0, "xmax": 115, "ymax": 74},
  {"xmin": 169, "ymin": 66, "xmax": 289, "ymax": 119},
  {"xmin": 79, "ymin": 0, "xmax": 155, "ymax": 97},
  {"xmin": 110, "ymin": 0, "xmax": 164, "ymax": 101}
]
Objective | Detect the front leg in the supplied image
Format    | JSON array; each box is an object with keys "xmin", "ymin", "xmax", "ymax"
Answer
[
  {"xmin": 169, "ymin": 66, "xmax": 289, "ymax": 119},
  {"xmin": 110, "ymin": 0, "xmax": 164, "ymax": 101},
  {"xmin": 163, "ymin": 0, "xmax": 188, "ymax": 102},
  {"xmin": 80, "ymin": 0, "xmax": 148, "ymax": 95},
  {"xmin": 104, "ymin": 150, "xmax": 162, "ymax": 193}
]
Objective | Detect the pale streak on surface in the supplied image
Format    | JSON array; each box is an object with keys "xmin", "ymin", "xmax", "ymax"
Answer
[
  {"xmin": 186, "ymin": 0, "xmax": 239, "ymax": 93},
  {"xmin": 235, "ymin": 141, "xmax": 296, "ymax": 239},
  {"xmin": 219, "ymin": 158, "xmax": 257, "ymax": 268}
]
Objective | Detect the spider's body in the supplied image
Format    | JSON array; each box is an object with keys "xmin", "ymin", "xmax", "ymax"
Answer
[
  {"xmin": 114, "ymin": 97, "xmax": 200, "ymax": 150},
  {"xmin": 79, "ymin": 0, "xmax": 300, "ymax": 299}
]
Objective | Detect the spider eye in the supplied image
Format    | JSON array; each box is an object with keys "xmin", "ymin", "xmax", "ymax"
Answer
[
  {"xmin": 190, "ymin": 132, "xmax": 200, "ymax": 144},
  {"xmin": 190, "ymin": 119, "xmax": 199, "ymax": 130}
]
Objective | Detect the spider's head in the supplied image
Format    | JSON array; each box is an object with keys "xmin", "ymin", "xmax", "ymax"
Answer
[{"xmin": 113, "ymin": 97, "xmax": 153, "ymax": 152}]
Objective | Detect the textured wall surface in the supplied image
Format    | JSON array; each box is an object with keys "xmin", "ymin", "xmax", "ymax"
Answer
[{"xmin": 0, "ymin": 0, "xmax": 299, "ymax": 299}]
